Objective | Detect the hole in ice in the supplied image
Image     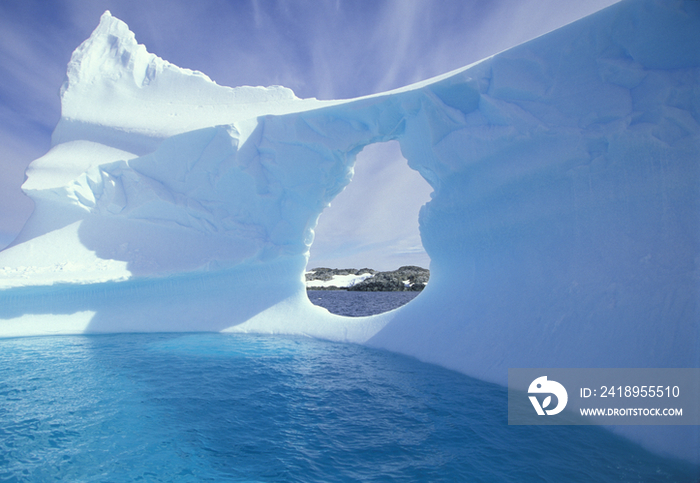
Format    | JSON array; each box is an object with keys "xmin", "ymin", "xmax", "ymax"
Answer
[{"xmin": 305, "ymin": 140, "xmax": 433, "ymax": 316}]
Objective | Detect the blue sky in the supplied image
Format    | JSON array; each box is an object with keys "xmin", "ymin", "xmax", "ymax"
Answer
[{"xmin": 0, "ymin": 0, "xmax": 618, "ymax": 267}]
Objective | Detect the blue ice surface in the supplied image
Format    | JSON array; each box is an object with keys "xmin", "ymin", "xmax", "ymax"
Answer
[{"xmin": 1, "ymin": 332, "xmax": 697, "ymax": 482}]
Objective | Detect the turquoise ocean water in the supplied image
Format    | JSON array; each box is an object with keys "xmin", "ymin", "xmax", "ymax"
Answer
[{"xmin": 0, "ymin": 293, "xmax": 697, "ymax": 481}]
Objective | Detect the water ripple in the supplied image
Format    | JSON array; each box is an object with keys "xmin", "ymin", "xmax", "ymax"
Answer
[{"xmin": 0, "ymin": 333, "xmax": 697, "ymax": 482}]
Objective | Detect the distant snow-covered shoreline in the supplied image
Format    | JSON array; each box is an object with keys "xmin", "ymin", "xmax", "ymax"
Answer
[{"xmin": 305, "ymin": 266, "xmax": 429, "ymax": 291}]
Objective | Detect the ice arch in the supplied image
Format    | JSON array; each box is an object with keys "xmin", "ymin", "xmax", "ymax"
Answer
[
  {"xmin": 308, "ymin": 140, "xmax": 432, "ymax": 270},
  {"xmin": 0, "ymin": 1, "xmax": 698, "ymax": 464}
]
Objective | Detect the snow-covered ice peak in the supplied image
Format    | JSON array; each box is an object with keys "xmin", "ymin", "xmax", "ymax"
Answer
[
  {"xmin": 61, "ymin": 10, "xmax": 173, "ymax": 94},
  {"xmin": 52, "ymin": 10, "xmax": 329, "ymax": 158}
]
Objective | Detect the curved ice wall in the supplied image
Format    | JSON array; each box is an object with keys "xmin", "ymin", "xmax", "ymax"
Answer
[{"xmin": 1, "ymin": 0, "xmax": 698, "ymax": 463}]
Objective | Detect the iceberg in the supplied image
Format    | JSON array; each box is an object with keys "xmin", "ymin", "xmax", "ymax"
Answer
[{"xmin": 1, "ymin": 0, "xmax": 698, "ymax": 463}]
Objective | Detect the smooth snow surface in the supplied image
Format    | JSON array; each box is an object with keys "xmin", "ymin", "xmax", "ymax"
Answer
[
  {"xmin": 1, "ymin": 0, "xmax": 699, "ymax": 464},
  {"xmin": 305, "ymin": 272, "xmax": 374, "ymax": 289}
]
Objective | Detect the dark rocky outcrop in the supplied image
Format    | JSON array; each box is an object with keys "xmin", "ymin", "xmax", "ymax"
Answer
[{"xmin": 348, "ymin": 266, "xmax": 429, "ymax": 291}]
